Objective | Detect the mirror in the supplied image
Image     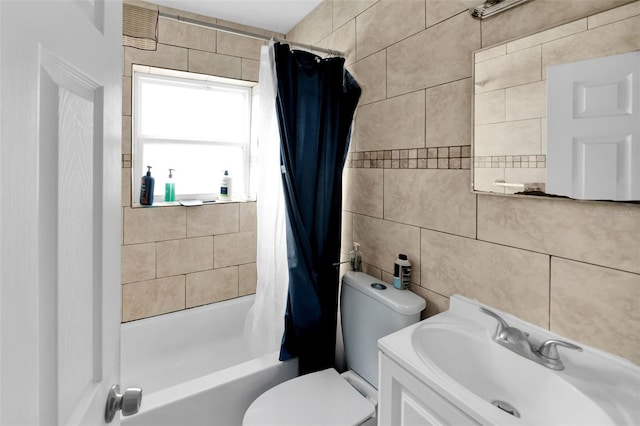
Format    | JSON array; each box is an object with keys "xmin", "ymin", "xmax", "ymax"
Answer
[{"xmin": 472, "ymin": 3, "xmax": 640, "ymax": 201}]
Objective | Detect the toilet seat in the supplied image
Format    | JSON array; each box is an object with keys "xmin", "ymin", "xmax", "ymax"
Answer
[{"xmin": 242, "ymin": 368, "xmax": 375, "ymax": 426}]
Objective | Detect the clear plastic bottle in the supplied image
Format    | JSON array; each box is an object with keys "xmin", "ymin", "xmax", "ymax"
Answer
[
  {"xmin": 349, "ymin": 242, "xmax": 362, "ymax": 272},
  {"xmin": 164, "ymin": 168, "xmax": 175, "ymax": 202}
]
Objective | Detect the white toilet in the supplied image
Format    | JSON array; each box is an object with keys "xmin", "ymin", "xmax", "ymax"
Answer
[{"xmin": 242, "ymin": 271, "xmax": 426, "ymax": 426}]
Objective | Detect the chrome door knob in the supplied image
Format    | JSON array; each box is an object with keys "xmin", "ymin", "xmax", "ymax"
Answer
[{"xmin": 105, "ymin": 385, "xmax": 142, "ymax": 423}]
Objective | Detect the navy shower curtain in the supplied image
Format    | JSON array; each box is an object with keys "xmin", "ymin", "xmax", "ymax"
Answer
[{"xmin": 274, "ymin": 43, "xmax": 361, "ymax": 374}]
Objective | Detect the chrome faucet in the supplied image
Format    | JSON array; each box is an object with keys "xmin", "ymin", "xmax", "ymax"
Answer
[
  {"xmin": 480, "ymin": 307, "xmax": 582, "ymax": 370},
  {"xmin": 480, "ymin": 307, "xmax": 533, "ymax": 358},
  {"xmin": 535, "ymin": 339, "xmax": 583, "ymax": 370}
]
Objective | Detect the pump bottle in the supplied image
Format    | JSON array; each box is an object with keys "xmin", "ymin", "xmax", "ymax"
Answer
[
  {"xmin": 140, "ymin": 166, "xmax": 155, "ymax": 206},
  {"xmin": 165, "ymin": 168, "xmax": 176, "ymax": 202},
  {"xmin": 349, "ymin": 242, "xmax": 362, "ymax": 272},
  {"xmin": 219, "ymin": 170, "xmax": 232, "ymax": 200}
]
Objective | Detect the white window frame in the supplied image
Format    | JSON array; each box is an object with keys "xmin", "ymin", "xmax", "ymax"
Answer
[{"xmin": 131, "ymin": 65, "xmax": 255, "ymax": 206}]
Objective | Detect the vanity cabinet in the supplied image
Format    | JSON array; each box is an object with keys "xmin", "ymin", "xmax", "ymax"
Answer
[{"xmin": 378, "ymin": 352, "xmax": 479, "ymax": 426}]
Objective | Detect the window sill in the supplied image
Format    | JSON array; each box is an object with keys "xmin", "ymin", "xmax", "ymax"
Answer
[{"xmin": 132, "ymin": 198, "xmax": 256, "ymax": 208}]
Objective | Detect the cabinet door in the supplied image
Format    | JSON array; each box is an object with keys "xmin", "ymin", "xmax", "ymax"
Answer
[{"xmin": 378, "ymin": 353, "xmax": 480, "ymax": 426}]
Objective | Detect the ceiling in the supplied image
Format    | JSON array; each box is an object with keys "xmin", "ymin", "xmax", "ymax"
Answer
[{"xmin": 151, "ymin": 0, "xmax": 324, "ymax": 34}]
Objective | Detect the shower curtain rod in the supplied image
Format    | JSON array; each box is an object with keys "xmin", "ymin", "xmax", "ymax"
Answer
[{"xmin": 158, "ymin": 12, "xmax": 345, "ymax": 57}]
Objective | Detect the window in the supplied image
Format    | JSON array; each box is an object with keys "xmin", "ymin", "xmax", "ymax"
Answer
[{"xmin": 132, "ymin": 67, "xmax": 254, "ymax": 204}]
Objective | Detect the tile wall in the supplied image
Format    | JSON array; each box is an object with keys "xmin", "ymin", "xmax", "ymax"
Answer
[
  {"xmin": 120, "ymin": 0, "xmax": 277, "ymax": 322},
  {"xmin": 288, "ymin": 0, "xmax": 640, "ymax": 364}
]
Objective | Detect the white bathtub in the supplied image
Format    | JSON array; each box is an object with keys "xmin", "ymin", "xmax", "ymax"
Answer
[{"xmin": 121, "ymin": 295, "xmax": 298, "ymax": 426}]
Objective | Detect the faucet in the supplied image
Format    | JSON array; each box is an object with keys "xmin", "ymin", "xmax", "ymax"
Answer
[
  {"xmin": 535, "ymin": 339, "xmax": 583, "ymax": 370},
  {"xmin": 480, "ymin": 307, "xmax": 534, "ymax": 358},
  {"xmin": 480, "ymin": 307, "xmax": 582, "ymax": 370}
]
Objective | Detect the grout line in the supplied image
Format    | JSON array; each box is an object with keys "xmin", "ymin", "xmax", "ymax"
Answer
[
  {"xmin": 358, "ymin": 87, "xmax": 426, "ymax": 107},
  {"xmin": 424, "ymin": 0, "xmax": 427, "ymax": 30},
  {"xmin": 330, "ymin": 0, "xmax": 334, "ymax": 34},
  {"xmin": 382, "ymin": 167, "xmax": 385, "ymax": 221},
  {"xmin": 475, "ymin": 193, "xmax": 478, "ymax": 240},
  {"xmin": 479, "ymin": 14, "xmax": 483, "ymax": 48},
  {"xmin": 548, "ymin": 255, "xmax": 552, "ymax": 330},
  {"xmin": 544, "ymin": 254, "xmax": 640, "ymax": 276},
  {"xmin": 423, "ymin": 87, "xmax": 427, "ymax": 155},
  {"xmin": 384, "ymin": 48, "xmax": 387, "ymax": 100},
  {"xmin": 430, "ymin": 9, "xmax": 469, "ymax": 29}
]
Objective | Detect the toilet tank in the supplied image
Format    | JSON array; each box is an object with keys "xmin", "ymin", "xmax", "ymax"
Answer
[{"xmin": 340, "ymin": 271, "xmax": 426, "ymax": 388}]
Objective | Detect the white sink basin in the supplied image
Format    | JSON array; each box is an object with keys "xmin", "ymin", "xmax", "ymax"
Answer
[
  {"xmin": 378, "ymin": 295, "xmax": 640, "ymax": 426},
  {"xmin": 412, "ymin": 325, "xmax": 618, "ymax": 425}
]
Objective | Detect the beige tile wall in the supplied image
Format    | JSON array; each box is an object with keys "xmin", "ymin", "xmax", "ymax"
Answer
[
  {"xmin": 288, "ymin": 0, "xmax": 640, "ymax": 364},
  {"xmin": 120, "ymin": 0, "xmax": 279, "ymax": 322}
]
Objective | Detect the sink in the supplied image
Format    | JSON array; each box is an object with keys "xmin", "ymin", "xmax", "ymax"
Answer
[
  {"xmin": 378, "ymin": 295, "xmax": 640, "ymax": 426},
  {"xmin": 412, "ymin": 325, "xmax": 618, "ymax": 425}
]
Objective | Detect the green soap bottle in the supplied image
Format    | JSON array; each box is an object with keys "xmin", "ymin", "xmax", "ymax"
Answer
[{"xmin": 164, "ymin": 168, "xmax": 175, "ymax": 202}]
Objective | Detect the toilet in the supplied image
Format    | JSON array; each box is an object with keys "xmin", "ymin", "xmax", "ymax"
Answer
[{"xmin": 242, "ymin": 271, "xmax": 426, "ymax": 426}]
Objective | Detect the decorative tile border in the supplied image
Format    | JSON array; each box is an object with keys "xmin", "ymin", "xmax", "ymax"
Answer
[
  {"xmin": 347, "ymin": 145, "xmax": 471, "ymax": 169},
  {"xmin": 474, "ymin": 155, "xmax": 546, "ymax": 168}
]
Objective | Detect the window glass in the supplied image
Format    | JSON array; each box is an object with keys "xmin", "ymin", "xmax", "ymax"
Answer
[
  {"xmin": 133, "ymin": 70, "xmax": 252, "ymax": 203},
  {"xmin": 142, "ymin": 143, "xmax": 244, "ymax": 198},
  {"xmin": 139, "ymin": 79, "xmax": 250, "ymax": 143}
]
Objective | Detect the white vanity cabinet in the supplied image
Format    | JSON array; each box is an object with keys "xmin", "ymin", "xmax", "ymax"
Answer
[{"xmin": 378, "ymin": 352, "xmax": 479, "ymax": 426}]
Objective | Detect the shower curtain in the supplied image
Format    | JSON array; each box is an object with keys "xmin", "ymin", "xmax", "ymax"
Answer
[
  {"xmin": 243, "ymin": 41, "xmax": 289, "ymax": 357},
  {"xmin": 274, "ymin": 43, "xmax": 361, "ymax": 374}
]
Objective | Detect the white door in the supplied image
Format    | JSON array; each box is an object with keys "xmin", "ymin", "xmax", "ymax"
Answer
[
  {"xmin": 547, "ymin": 51, "xmax": 640, "ymax": 201},
  {"xmin": 1, "ymin": 1, "xmax": 122, "ymax": 425}
]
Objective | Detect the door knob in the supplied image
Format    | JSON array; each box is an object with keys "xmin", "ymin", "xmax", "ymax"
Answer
[{"xmin": 105, "ymin": 385, "xmax": 142, "ymax": 423}]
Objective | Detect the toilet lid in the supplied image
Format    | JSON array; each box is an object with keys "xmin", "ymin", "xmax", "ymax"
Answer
[{"xmin": 243, "ymin": 368, "xmax": 375, "ymax": 426}]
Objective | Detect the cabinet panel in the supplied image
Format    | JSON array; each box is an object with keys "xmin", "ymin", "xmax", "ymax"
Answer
[
  {"xmin": 547, "ymin": 50, "xmax": 640, "ymax": 200},
  {"xmin": 379, "ymin": 353, "xmax": 480, "ymax": 426}
]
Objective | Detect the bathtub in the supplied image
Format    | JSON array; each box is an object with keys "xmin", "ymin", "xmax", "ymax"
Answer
[{"xmin": 120, "ymin": 295, "xmax": 298, "ymax": 426}]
